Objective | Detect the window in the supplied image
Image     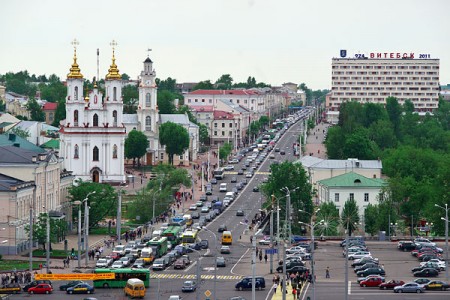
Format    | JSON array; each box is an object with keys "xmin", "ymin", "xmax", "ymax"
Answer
[
  {"xmin": 113, "ymin": 87, "xmax": 117, "ymax": 101},
  {"xmin": 113, "ymin": 110, "xmax": 118, "ymax": 127},
  {"xmin": 74, "ymin": 144, "xmax": 79, "ymax": 159},
  {"xmin": 160, "ymin": 153, "xmax": 164, "ymax": 160},
  {"xmin": 229, "ymin": 123, "xmax": 232, "ymax": 128},
  {"xmin": 222, "ymin": 131, "xmax": 225, "ymax": 136},
  {"xmin": 379, "ymin": 193, "xmax": 384, "ymax": 201},
  {"xmin": 229, "ymin": 131, "xmax": 232, "ymax": 136},
  {"xmin": 364, "ymin": 193, "xmax": 369, "ymax": 202},
  {"xmin": 93, "ymin": 146, "xmax": 99, "ymax": 161},
  {"xmin": 179, "ymin": 154, "xmax": 183, "ymax": 159},
  {"xmin": 334, "ymin": 193, "xmax": 339, "ymax": 202},
  {"xmin": 93, "ymin": 114, "xmax": 99, "ymax": 127},
  {"xmin": 214, "ymin": 131, "xmax": 217, "ymax": 136},
  {"xmin": 222, "ymin": 123, "xmax": 225, "ymax": 128},
  {"xmin": 214, "ymin": 123, "xmax": 217, "ymax": 128},
  {"xmin": 74, "ymin": 110, "xmax": 79, "ymax": 126},
  {"xmin": 49, "ymin": 112, "xmax": 54, "ymax": 122},
  {"xmin": 146, "ymin": 93, "xmax": 151, "ymax": 106},
  {"xmin": 113, "ymin": 144, "xmax": 118, "ymax": 159},
  {"xmin": 74, "ymin": 86, "xmax": 78, "ymax": 100},
  {"xmin": 188, "ymin": 99, "xmax": 191, "ymax": 103},
  {"xmin": 145, "ymin": 116, "xmax": 151, "ymax": 131},
  {"xmin": 349, "ymin": 193, "xmax": 354, "ymax": 201}
]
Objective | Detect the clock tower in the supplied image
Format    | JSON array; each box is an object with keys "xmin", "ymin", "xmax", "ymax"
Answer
[{"xmin": 137, "ymin": 54, "xmax": 159, "ymax": 164}]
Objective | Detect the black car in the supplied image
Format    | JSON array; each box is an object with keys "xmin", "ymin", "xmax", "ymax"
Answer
[
  {"xmin": 356, "ymin": 267, "xmax": 385, "ymax": 277},
  {"xmin": 354, "ymin": 263, "xmax": 379, "ymax": 273},
  {"xmin": 211, "ymin": 178, "xmax": 218, "ymax": 184},
  {"xmin": 285, "ymin": 265, "xmax": 309, "ymax": 274},
  {"xmin": 199, "ymin": 194, "xmax": 208, "ymax": 202},
  {"xmin": 413, "ymin": 268, "xmax": 439, "ymax": 277},
  {"xmin": 280, "ymin": 150, "xmax": 285, "ymax": 155},
  {"xmin": 218, "ymin": 225, "xmax": 227, "ymax": 232},
  {"xmin": 397, "ymin": 241, "xmax": 416, "ymax": 251},
  {"xmin": 191, "ymin": 212, "xmax": 200, "ymax": 219},
  {"xmin": 231, "ymin": 176, "xmax": 237, "ymax": 183},
  {"xmin": 276, "ymin": 262, "xmax": 305, "ymax": 273},
  {"xmin": 252, "ymin": 186, "xmax": 259, "ymax": 192},
  {"xmin": 211, "ymin": 195, "xmax": 219, "ymax": 203},
  {"xmin": 237, "ymin": 169, "xmax": 244, "ymax": 175},
  {"xmin": 59, "ymin": 281, "xmax": 83, "ymax": 291},
  {"xmin": 351, "ymin": 257, "xmax": 378, "ymax": 267},
  {"xmin": 236, "ymin": 210, "xmax": 245, "ymax": 216},
  {"xmin": 420, "ymin": 254, "xmax": 440, "ymax": 262},
  {"xmin": 199, "ymin": 240, "xmax": 209, "ymax": 249},
  {"xmin": 411, "ymin": 264, "xmax": 440, "ymax": 273}
]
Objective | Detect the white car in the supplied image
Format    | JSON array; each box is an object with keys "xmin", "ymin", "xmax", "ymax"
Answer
[
  {"xmin": 96, "ymin": 258, "xmax": 110, "ymax": 268},
  {"xmin": 189, "ymin": 205, "xmax": 197, "ymax": 211},
  {"xmin": 112, "ymin": 245, "xmax": 126, "ymax": 256},
  {"xmin": 245, "ymin": 172, "xmax": 253, "ymax": 178},
  {"xmin": 224, "ymin": 165, "xmax": 234, "ymax": 171},
  {"xmin": 420, "ymin": 259, "xmax": 446, "ymax": 270},
  {"xmin": 286, "ymin": 246, "xmax": 307, "ymax": 254},
  {"xmin": 414, "ymin": 238, "xmax": 436, "ymax": 247},
  {"xmin": 348, "ymin": 251, "xmax": 371, "ymax": 260},
  {"xmin": 111, "ymin": 261, "xmax": 124, "ymax": 269}
]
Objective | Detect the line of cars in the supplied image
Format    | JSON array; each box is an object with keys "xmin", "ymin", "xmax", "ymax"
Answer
[{"xmin": 344, "ymin": 237, "xmax": 450, "ymax": 293}]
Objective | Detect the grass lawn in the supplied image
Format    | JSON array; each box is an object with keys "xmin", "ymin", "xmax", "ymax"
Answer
[
  {"xmin": 32, "ymin": 249, "xmax": 73, "ymax": 258},
  {"xmin": 0, "ymin": 260, "xmax": 43, "ymax": 272},
  {"xmin": 89, "ymin": 227, "xmax": 131, "ymax": 235}
]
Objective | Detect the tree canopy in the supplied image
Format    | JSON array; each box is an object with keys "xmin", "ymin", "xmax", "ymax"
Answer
[
  {"xmin": 159, "ymin": 122, "xmax": 190, "ymax": 165},
  {"xmin": 341, "ymin": 198, "xmax": 360, "ymax": 236},
  {"xmin": 125, "ymin": 129, "xmax": 149, "ymax": 167}
]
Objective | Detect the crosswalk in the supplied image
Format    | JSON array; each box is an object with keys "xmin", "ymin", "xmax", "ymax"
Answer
[
  {"xmin": 150, "ymin": 273, "xmax": 242, "ymax": 280},
  {"xmin": 224, "ymin": 171, "xmax": 271, "ymax": 175}
]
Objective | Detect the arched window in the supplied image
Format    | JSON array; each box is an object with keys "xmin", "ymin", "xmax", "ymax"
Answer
[
  {"xmin": 93, "ymin": 146, "xmax": 99, "ymax": 161},
  {"xmin": 74, "ymin": 86, "xmax": 78, "ymax": 100},
  {"xmin": 74, "ymin": 110, "xmax": 79, "ymax": 126},
  {"xmin": 145, "ymin": 116, "xmax": 151, "ymax": 131},
  {"xmin": 113, "ymin": 110, "xmax": 118, "ymax": 127},
  {"xmin": 113, "ymin": 144, "xmax": 118, "ymax": 159},
  {"xmin": 93, "ymin": 114, "xmax": 99, "ymax": 127},
  {"xmin": 113, "ymin": 87, "xmax": 117, "ymax": 101},
  {"xmin": 74, "ymin": 144, "xmax": 79, "ymax": 159},
  {"xmin": 146, "ymin": 93, "xmax": 151, "ymax": 106}
]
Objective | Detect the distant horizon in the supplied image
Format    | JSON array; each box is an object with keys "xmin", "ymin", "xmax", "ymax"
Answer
[{"xmin": 1, "ymin": 0, "xmax": 449, "ymax": 90}]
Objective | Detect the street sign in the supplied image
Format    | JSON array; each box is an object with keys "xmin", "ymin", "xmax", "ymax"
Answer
[
  {"xmin": 265, "ymin": 249, "xmax": 278, "ymax": 255},
  {"xmin": 204, "ymin": 290, "xmax": 211, "ymax": 297}
]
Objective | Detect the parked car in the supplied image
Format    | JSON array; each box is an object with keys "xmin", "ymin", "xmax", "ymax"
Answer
[
  {"xmin": 66, "ymin": 283, "xmax": 95, "ymax": 294},
  {"xmin": 360, "ymin": 277, "xmax": 383, "ymax": 287},
  {"xmin": 394, "ymin": 282, "xmax": 425, "ymax": 293},
  {"xmin": 424, "ymin": 280, "xmax": 450, "ymax": 291},
  {"xmin": 356, "ymin": 275, "xmax": 385, "ymax": 284},
  {"xmin": 413, "ymin": 268, "xmax": 439, "ymax": 277},
  {"xmin": 59, "ymin": 281, "xmax": 83, "ymax": 291},
  {"xmin": 397, "ymin": 241, "xmax": 416, "ymax": 251},
  {"xmin": 379, "ymin": 280, "xmax": 405, "ymax": 290},
  {"xmin": 174, "ymin": 259, "xmax": 187, "ymax": 269},
  {"xmin": 28, "ymin": 284, "xmax": 53, "ymax": 294},
  {"xmin": 356, "ymin": 267, "xmax": 385, "ymax": 277}
]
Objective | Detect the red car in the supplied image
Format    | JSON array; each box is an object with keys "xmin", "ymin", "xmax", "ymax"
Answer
[
  {"xmin": 379, "ymin": 280, "xmax": 405, "ymax": 290},
  {"xmin": 110, "ymin": 252, "xmax": 121, "ymax": 260},
  {"xmin": 28, "ymin": 284, "xmax": 53, "ymax": 294},
  {"xmin": 360, "ymin": 277, "xmax": 382, "ymax": 287}
]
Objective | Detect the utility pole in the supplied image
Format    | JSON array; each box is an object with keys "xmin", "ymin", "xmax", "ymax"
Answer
[
  {"xmin": 344, "ymin": 221, "xmax": 349, "ymax": 300},
  {"xmin": 46, "ymin": 210, "xmax": 50, "ymax": 273},
  {"xmin": 277, "ymin": 197, "xmax": 280, "ymax": 261},
  {"xmin": 117, "ymin": 188, "xmax": 122, "ymax": 245},
  {"xmin": 77, "ymin": 206, "xmax": 82, "ymax": 268},
  {"xmin": 29, "ymin": 205, "xmax": 33, "ymax": 272},
  {"xmin": 251, "ymin": 234, "xmax": 256, "ymax": 300},
  {"xmin": 201, "ymin": 164, "xmax": 204, "ymax": 192},
  {"xmin": 85, "ymin": 200, "xmax": 89, "ymax": 266},
  {"xmin": 196, "ymin": 253, "xmax": 201, "ymax": 300},
  {"xmin": 270, "ymin": 196, "xmax": 274, "ymax": 274}
]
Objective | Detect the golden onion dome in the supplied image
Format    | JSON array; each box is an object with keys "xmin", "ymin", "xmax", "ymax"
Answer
[
  {"xmin": 105, "ymin": 49, "xmax": 121, "ymax": 80},
  {"xmin": 67, "ymin": 48, "xmax": 84, "ymax": 79}
]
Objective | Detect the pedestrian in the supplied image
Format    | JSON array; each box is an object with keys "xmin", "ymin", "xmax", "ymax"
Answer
[
  {"xmin": 272, "ymin": 282, "xmax": 278, "ymax": 293},
  {"xmin": 264, "ymin": 253, "xmax": 268, "ymax": 263},
  {"xmin": 292, "ymin": 287, "xmax": 297, "ymax": 299},
  {"xmin": 259, "ymin": 252, "xmax": 262, "ymax": 262},
  {"xmin": 326, "ymin": 266, "xmax": 330, "ymax": 278}
]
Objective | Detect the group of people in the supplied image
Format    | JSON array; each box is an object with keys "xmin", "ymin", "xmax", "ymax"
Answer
[
  {"xmin": 1, "ymin": 271, "xmax": 33, "ymax": 286},
  {"xmin": 272, "ymin": 271, "xmax": 313, "ymax": 299}
]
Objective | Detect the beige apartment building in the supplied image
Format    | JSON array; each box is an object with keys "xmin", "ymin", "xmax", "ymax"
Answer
[{"xmin": 328, "ymin": 56, "xmax": 440, "ymax": 120}]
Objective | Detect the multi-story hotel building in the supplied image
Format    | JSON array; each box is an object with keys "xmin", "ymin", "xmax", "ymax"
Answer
[{"xmin": 328, "ymin": 52, "xmax": 440, "ymax": 122}]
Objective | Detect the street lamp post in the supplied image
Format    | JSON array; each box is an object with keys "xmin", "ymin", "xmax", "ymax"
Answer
[
  {"xmin": 198, "ymin": 226, "xmax": 217, "ymax": 300},
  {"xmin": 45, "ymin": 208, "xmax": 50, "ymax": 273},
  {"xmin": 435, "ymin": 204, "xmax": 449, "ymax": 281},
  {"xmin": 117, "ymin": 183, "xmax": 127, "ymax": 245},
  {"xmin": 83, "ymin": 191, "xmax": 96, "ymax": 266}
]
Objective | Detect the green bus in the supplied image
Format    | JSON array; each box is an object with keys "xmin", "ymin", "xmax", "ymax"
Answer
[
  {"xmin": 162, "ymin": 226, "xmax": 182, "ymax": 247},
  {"xmin": 93, "ymin": 268, "xmax": 150, "ymax": 288},
  {"xmin": 147, "ymin": 236, "xmax": 169, "ymax": 258}
]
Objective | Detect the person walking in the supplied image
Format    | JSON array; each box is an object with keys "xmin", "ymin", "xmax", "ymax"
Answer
[
  {"xmin": 292, "ymin": 287, "xmax": 297, "ymax": 299},
  {"xmin": 326, "ymin": 266, "xmax": 330, "ymax": 278},
  {"xmin": 264, "ymin": 253, "xmax": 268, "ymax": 263},
  {"xmin": 259, "ymin": 251, "xmax": 263, "ymax": 262},
  {"xmin": 272, "ymin": 282, "xmax": 278, "ymax": 294}
]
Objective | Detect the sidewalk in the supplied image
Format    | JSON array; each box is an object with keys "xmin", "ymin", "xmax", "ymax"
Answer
[{"xmin": 304, "ymin": 122, "xmax": 329, "ymax": 159}]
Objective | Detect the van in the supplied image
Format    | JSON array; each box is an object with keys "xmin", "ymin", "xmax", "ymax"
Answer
[
  {"xmin": 124, "ymin": 278, "xmax": 146, "ymax": 298},
  {"xmin": 221, "ymin": 231, "xmax": 232, "ymax": 245},
  {"xmin": 219, "ymin": 183, "xmax": 227, "ymax": 192},
  {"xmin": 235, "ymin": 276, "xmax": 266, "ymax": 290},
  {"xmin": 225, "ymin": 192, "xmax": 235, "ymax": 201}
]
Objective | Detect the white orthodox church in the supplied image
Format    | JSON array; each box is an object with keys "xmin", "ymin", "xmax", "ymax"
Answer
[{"xmin": 59, "ymin": 44, "xmax": 126, "ymax": 183}]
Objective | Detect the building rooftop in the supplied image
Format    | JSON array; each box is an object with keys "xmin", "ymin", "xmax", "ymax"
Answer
[
  {"xmin": 0, "ymin": 173, "xmax": 25, "ymax": 192},
  {"xmin": 160, "ymin": 114, "xmax": 199, "ymax": 128},
  {"xmin": 0, "ymin": 133, "xmax": 45, "ymax": 153},
  {"xmin": 188, "ymin": 89, "xmax": 259, "ymax": 96},
  {"xmin": 213, "ymin": 110, "xmax": 234, "ymax": 120},
  {"xmin": 298, "ymin": 157, "xmax": 382, "ymax": 170},
  {"xmin": 318, "ymin": 172, "xmax": 386, "ymax": 188},
  {"xmin": 42, "ymin": 102, "xmax": 57, "ymax": 110}
]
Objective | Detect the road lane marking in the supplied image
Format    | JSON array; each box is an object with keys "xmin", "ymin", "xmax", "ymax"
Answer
[
  {"xmin": 348, "ymin": 280, "xmax": 352, "ymax": 295},
  {"xmin": 230, "ymin": 246, "xmax": 251, "ymax": 276},
  {"xmin": 150, "ymin": 273, "xmax": 242, "ymax": 280}
]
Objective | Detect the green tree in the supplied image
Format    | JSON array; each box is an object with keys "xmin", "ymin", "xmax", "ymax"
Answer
[
  {"xmin": 215, "ymin": 74, "xmax": 233, "ymax": 90},
  {"xmin": 8, "ymin": 126, "xmax": 30, "ymax": 139},
  {"xmin": 68, "ymin": 180, "xmax": 118, "ymax": 229},
  {"xmin": 156, "ymin": 77, "xmax": 177, "ymax": 93},
  {"xmin": 341, "ymin": 198, "xmax": 360, "ymax": 236},
  {"xmin": 219, "ymin": 142, "xmax": 232, "ymax": 161},
  {"xmin": 364, "ymin": 203, "xmax": 379, "ymax": 236},
  {"xmin": 325, "ymin": 126, "xmax": 346, "ymax": 159},
  {"xmin": 192, "ymin": 80, "xmax": 214, "ymax": 90},
  {"xmin": 368, "ymin": 119, "xmax": 397, "ymax": 150},
  {"xmin": 343, "ymin": 128, "xmax": 378, "ymax": 159},
  {"xmin": 316, "ymin": 202, "xmax": 340, "ymax": 236},
  {"xmin": 39, "ymin": 78, "xmax": 66, "ymax": 103},
  {"xmin": 25, "ymin": 213, "xmax": 67, "ymax": 251},
  {"xmin": 386, "ymin": 97, "xmax": 402, "ymax": 137},
  {"xmin": 298, "ymin": 83, "xmax": 313, "ymax": 104},
  {"xmin": 125, "ymin": 129, "xmax": 149, "ymax": 167},
  {"xmin": 157, "ymin": 90, "xmax": 177, "ymax": 114},
  {"xmin": 259, "ymin": 116, "xmax": 269, "ymax": 130},
  {"xmin": 199, "ymin": 123, "xmax": 209, "ymax": 145},
  {"xmin": 159, "ymin": 122, "xmax": 190, "ymax": 165},
  {"xmin": 363, "ymin": 103, "xmax": 387, "ymax": 127},
  {"xmin": 338, "ymin": 101, "xmax": 364, "ymax": 134},
  {"xmin": 122, "ymin": 85, "xmax": 139, "ymax": 114},
  {"xmin": 26, "ymin": 98, "xmax": 45, "ymax": 121},
  {"xmin": 52, "ymin": 99, "xmax": 66, "ymax": 127},
  {"xmin": 261, "ymin": 161, "xmax": 313, "ymax": 233},
  {"xmin": 121, "ymin": 73, "xmax": 130, "ymax": 81}
]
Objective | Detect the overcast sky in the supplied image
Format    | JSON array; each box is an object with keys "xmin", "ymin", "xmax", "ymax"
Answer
[{"xmin": 1, "ymin": 0, "xmax": 449, "ymax": 90}]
